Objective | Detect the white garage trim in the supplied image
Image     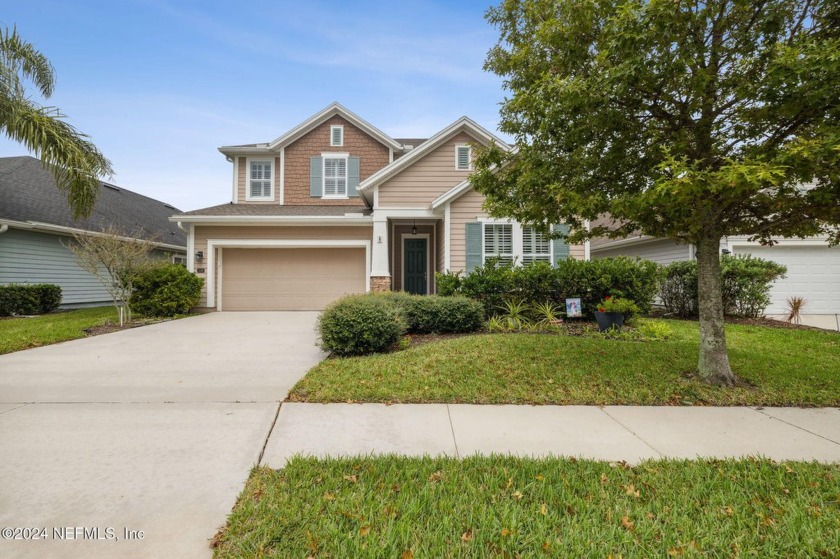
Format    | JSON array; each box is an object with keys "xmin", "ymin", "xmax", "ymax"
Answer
[{"xmin": 205, "ymin": 239, "xmax": 371, "ymax": 309}]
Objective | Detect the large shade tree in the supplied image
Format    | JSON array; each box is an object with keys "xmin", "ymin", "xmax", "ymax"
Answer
[
  {"xmin": 472, "ymin": 0, "xmax": 840, "ymax": 386},
  {"xmin": 0, "ymin": 26, "xmax": 111, "ymax": 218}
]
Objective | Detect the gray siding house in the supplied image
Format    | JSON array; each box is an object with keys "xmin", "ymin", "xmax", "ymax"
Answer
[{"xmin": 0, "ymin": 156, "xmax": 187, "ymax": 308}]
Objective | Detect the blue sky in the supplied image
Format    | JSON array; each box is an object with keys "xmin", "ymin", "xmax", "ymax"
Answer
[{"xmin": 1, "ymin": 0, "xmax": 507, "ymax": 211}]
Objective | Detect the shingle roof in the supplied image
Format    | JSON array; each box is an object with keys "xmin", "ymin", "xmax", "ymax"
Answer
[
  {"xmin": 177, "ymin": 204, "xmax": 372, "ymax": 217},
  {"xmin": 0, "ymin": 156, "xmax": 186, "ymax": 246}
]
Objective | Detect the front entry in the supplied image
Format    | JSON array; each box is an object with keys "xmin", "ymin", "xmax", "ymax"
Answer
[{"xmin": 404, "ymin": 238, "xmax": 428, "ymax": 295}]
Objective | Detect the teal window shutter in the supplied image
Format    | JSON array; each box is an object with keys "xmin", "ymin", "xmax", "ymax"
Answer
[
  {"xmin": 348, "ymin": 156, "xmax": 360, "ymax": 197},
  {"xmin": 310, "ymin": 157, "xmax": 323, "ymax": 197},
  {"xmin": 552, "ymin": 224, "xmax": 570, "ymax": 264},
  {"xmin": 465, "ymin": 222, "xmax": 483, "ymax": 273}
]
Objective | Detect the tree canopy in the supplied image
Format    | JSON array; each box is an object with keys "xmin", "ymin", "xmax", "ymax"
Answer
[
  {"xmin": 0, "ymin": 26, "xmax": 112, "ymax": 218},
  {"xmin": 473, "ymin": 0, "xmax": 840, "ymax": 385}
]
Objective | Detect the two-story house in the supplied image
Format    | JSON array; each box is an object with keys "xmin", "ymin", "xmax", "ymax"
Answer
[{"xmin": 171, "ymin": 103, "xmax": 587, "ymax": 311}]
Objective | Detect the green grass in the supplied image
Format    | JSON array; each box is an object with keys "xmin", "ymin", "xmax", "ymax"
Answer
[
  {"xmin": 289, "ymin": 319, "xmax": 840, "ymax": 406},
  {"xmin": 214, "ymin": 456, "xmax": 840, "ymax": 558},
  {"xmin": 0, "ymin": 306, "xmax": 117, "ymax": 354}
]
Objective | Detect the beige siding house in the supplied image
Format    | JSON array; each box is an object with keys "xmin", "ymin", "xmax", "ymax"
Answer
[{"xmin": 171, "ymin": 103, "xmax": 588, "ymax": 311}]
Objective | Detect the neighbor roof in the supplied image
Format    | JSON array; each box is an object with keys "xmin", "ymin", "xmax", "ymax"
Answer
[{"xmin": 0, "ymin": 156, "xmax": 186, "ymax": 247}]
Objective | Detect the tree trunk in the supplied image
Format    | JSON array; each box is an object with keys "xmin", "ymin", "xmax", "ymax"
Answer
[{"xmin": 695, "ymin": 236, "xmax": 739, "ymax": 387}]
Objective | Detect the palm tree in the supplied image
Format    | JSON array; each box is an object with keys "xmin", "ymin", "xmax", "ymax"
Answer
[{"xmin": 0, "ymin": 26, "xmax": 112, "ymax": 218}]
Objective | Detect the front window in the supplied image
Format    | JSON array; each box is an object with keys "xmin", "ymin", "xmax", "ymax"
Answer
[
  {"xmin": 323, "ymin": 156, "xmax": 348, "ymax": 198},
  {"xmin": 248, "ymin": 160, "xmax": 272, "ymax": 199},
  {"xmin": 522, "ymin": 227, "xmax": 551, "ymax": 265},
  {"xmin": 484, "ymin": 223, "xmax": 513, "ymax": 265}
]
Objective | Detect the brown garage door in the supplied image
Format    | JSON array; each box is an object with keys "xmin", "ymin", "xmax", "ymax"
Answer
[{"xmin": 221, "ymin": 248, "xmax": 366, "ymax": 311}]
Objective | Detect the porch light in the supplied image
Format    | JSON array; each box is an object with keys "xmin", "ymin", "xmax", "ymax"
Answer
[
  {"xmin": 195, "ymin": 250, "xmax": 204, "ymax": 260},
  {"xmin": 412, "ymin": 220, "xmax": 417, "ymax": 235}
]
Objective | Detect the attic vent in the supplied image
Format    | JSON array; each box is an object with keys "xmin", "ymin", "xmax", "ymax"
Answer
[
  {"xmin": 403, "ymin": 145, "xmax": 414, "ymax": 150},
  {"xmin": 103, "ymin": 183, "xmax": 121, "ymax": 192},
  {"xmin": 163, "ymin": 204, "xmax": 175, "ymax": 209}
]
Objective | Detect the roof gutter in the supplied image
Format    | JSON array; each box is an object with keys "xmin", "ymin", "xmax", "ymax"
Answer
[
  {"xmin": 0, "ymin": 218, "xmax": 186, "ymax": 251},
  {"xmin": 169, "ymin": 215, "xmax": 373, "ymax": 226}
]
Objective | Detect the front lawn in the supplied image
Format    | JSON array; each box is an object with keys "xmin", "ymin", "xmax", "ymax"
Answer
[
  {"xmin": 0, "ymin": 306, "xmax": 118, "ymax": 354},
  {"xmin": 289, "ymin": 319, "xmax": 840, "ymax": 406},
  {"xmin": 213, "ymin": 456, "xmax": 840, "ymax": 558}
]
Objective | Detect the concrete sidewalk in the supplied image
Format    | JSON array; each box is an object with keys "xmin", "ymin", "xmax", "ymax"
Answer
[{"xmin": 262, "ymin": 403, "xmax": 840, "ymax": 467}]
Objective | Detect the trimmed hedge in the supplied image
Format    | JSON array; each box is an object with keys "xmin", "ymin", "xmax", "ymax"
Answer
[
  {"xmin": 660, "ymin": 254, "xmax": 787, "ymax": 318},
  {"xmin": 437, "ymin": 257, "xmax": 662, "ymax": 318},
  {"xmin": 318, "ymin": 295, "xmax": 408, "ymax": 356},
  {"xmin": 129, "ymin": 263, "xmax": 203, "ymax": 317},
  {"xmin": 0, "ymin": 284, "xmax": 62, "ymax": 316},
  {"xmin": 317, "ymin": 293, "xmax": 485, "ymax": 356}
]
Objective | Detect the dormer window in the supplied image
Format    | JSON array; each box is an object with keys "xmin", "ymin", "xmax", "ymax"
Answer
[
  {"xmin": 330, "ymin": 125, "xmax": 344, "ymax": 147},
  {"xmin": 456, "ymin": 144, "xmax": 471, "ymax": 170},
  {"xmin": 247, "ymin": 159, "xmax": 273, "ymax": 200}
]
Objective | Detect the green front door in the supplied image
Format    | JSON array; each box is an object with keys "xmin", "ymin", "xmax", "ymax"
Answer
[{"xmin": 404, "ymin": 238, "xmax": 427, "ymax": 295}]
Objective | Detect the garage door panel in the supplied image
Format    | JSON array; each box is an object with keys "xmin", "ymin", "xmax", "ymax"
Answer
[
  {"xmin": 221, "ymin": 248, "xmax": 366, "ymax": 311},
  {"xmin": 733, "ymin": 246, "xmax": 840, "ymax": 314}
]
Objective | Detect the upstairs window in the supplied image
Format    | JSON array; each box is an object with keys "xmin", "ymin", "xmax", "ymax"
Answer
[
  {"xmin": 483, "ymin": 223, "xmax": 513, "ymax": 265},
  {"xmin": 522, "ymin": 227, "xmax": 551, "ymax": 265},
  {"xmin": 248, "ymin": 160, "xmax": 272, "ymax": 200},
  {"xmin": 330, "ymin": 125, "xmax": 344, "ymax": 147},
  {"xmin": 323, "ymin": 156, "xmax": 348, "ymax": 198},
  {"xmin": 456, "ymin": 144, "xmax": 471, "ymax": 170}
]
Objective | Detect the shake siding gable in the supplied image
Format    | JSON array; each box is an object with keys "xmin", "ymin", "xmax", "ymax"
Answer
[
  {"xmin": 377, "ymin": 132, "xmax": 481, "ymax": 208},
  {"xmin": 283, "ymin": 115, "xmax": 388, "ymax": 206}
]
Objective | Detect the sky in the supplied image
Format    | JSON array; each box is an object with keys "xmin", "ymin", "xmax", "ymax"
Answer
[{"xmin": 1, "ymin": 0, "xmax": 508, "ymax": 212}]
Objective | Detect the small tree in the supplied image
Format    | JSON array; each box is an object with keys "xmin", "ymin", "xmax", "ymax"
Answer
[
  {"xmin": 474, "ymin": 0, "xmax": 840, "ymax": 386},
  {"xmin": 65, "ymin": 226, "xmax": 157, "ymax": 325}
]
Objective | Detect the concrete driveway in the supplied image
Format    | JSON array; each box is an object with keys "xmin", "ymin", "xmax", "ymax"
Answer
[{"xmin": 0, "ymin": 312, "xmax": 323, "ymax": 559}]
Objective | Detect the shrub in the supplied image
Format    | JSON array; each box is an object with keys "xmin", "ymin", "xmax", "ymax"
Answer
[
  {"xmin": 660, "ymin": 255, "xmax": 787, "ymax": 318},
  {"xmin": 129, "ymin": 263, "xmax": 203, "ymax": 317},
  {"xmin": 400, "ymin": 295, "xmax": 484, "ymax": 334},
  {"xmin": 35, "ymin": 284, "xmax": 63, "ymax": 313},
  {"xmin": 458, "ymin": 258, "xmax": 517, "ymax": 317},
  {"xmin": 318, "ymin": 294, "xmax": 407, "ymax": 356},
  {"xmin": 435, "ymin": 271, "xmax": 463, "ymax": 297},
  {"xmin": 439, "ymin": 257, "xmax": 661, "ymax": 318},
  {"xmin": 721, "ymin": 254, "xmax": 787, "ymax": 318},
  {"xmin": 659, "ymin": 261, "xmax": 698, "ymax": 317},
  {"xmin": 0, "ymin": 284, "xmax": 62, "ymax": 316}
]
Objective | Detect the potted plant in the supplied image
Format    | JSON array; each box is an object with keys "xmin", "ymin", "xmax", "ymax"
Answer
[{"xmin": 593, "ymin": 296, "xmax": 639, "ymax": 332}]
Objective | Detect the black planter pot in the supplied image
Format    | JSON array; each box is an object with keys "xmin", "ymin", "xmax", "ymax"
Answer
[{"xmin": 594, "ymin": 311, "xmax": 625, "ymax": 332}]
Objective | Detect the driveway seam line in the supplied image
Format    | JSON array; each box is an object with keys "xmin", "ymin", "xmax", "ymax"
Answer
[
  {"xmin": 0, "ymin": 403, "xmax": 28, "ymax": 415},
  {"xmin": 599, "ymin": 407, "xmax": 664, "ymax": 458},
  {"xmin": 753, "ymin": 408, "xmax": 840, "ymax": 446},
  {"xmin": 446, "ymin": 404, "xmax": 460, "ymax": 459},
  {"xmin": 258, "ymin": 402, "xmax": 283, "ymax": 465}
]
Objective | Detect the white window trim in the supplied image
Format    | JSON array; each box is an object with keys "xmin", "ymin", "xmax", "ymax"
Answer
[
  {"xmin": 330, "ymin": 125, "xmax": 344, "ymax": 147},
  {"xmin": 478, "ymin": 219, "xmax": 555, "ymax": 266},
  {"xmin": 321, "ymin": 152, "xmax": 350, "ymax": 199},
  {"xmin": 455, "ymin": 144, "xmax": 472, "ymax": 171},
  {"xmin": 245, "ymin": 157, "xmax": 274, "ymax": 201}
]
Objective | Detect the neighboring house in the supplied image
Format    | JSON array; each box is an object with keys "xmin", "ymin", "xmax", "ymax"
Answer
[
  {"xmin": 591, "ymin": 229, "xmax": 840, "ymax": 330},
  {"xmin": 0, "ymin": 156, "xmax": 187, "ymax": 308},
  {"xmin": 171, "ymin": 102, "xmax": 586, "ymax": 311}
]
